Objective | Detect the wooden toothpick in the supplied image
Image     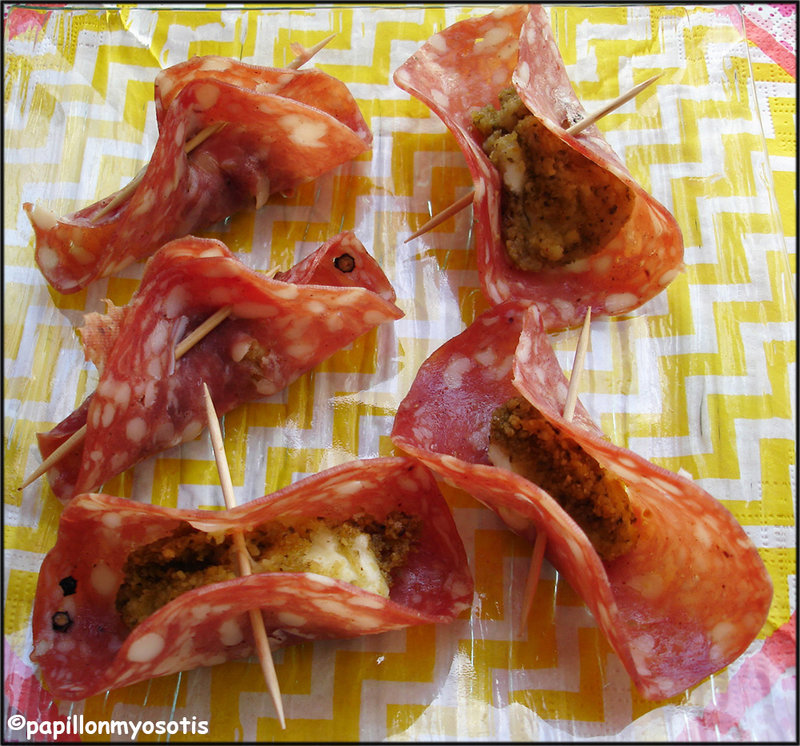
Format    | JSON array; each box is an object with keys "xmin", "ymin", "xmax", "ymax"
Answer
[
  {"xmin": 518, "ymin": 529, "xmax": 547, "ymax": 628},
  {"xmin": 287, "ymin": 33, "xmax": 336, "ymax": 70},
  {"xmin": 561, "ymin": 308, "xmax": 592, "ymax": 423},
  {"xmin": 175, "ymin": 306, "xmax": 232, "ymax": 359},
  {"xmin": 202, "ymin": 383, "xmax": 286, "ymax": 730},
  {"xmin": 21, "ymin": 306, "xmax": 231, "ymax": 489},
  {"xmin": 404, "ymin": 192, "xmax": 474, "ymax": 243},
  {"xmin": 91, "ymin": 121, "xmax": 227, "ymax": 223},
  {"xmin": 406, "ymin": 74, "xmax": 662, "ymax": 241},
  {"xmin": 518, "ymin": 308, "xmax": 592, "ymax": 627},
  {"xmin": 21, "ymin": 36, "xmax": 331, "ymax": 489},
  {"xmin": 20, "ymin": 264, "xmax": 283, "ymax": 490},
  {"xmin": 565, "ymin": 74, "xmax": 661, "ymax": 137}
]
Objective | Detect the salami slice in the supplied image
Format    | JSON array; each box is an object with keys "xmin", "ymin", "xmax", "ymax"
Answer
[
  {"xmin": 24, "ymin": 55, "xmax": 372, "ymax": 294},
  {"xmin": 393, "ymin": 6, "xmax": 684, "ymax": 330},
  {"xmin": 31, "ymin": 457, "xmax": 474, "ymax": 701},
  {"xmin": 391, "ymin": 300, "xmax": 772, "ymax": 700},
  {"xmin": 37, "ymin": 232, "xmax": 403, "ymax": 502}
]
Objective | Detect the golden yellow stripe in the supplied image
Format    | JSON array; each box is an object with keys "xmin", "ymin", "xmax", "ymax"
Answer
[
  {"xmin": 3, "ymin": 503, "xmax": 62, "ymax": 554},
  {"xmin": 3, "ymin": 571, "xmax": 42, "ymax": 637},
  {"xmin": 760, "ymin": 547, "xmax": 795, "ymax": 631},
  {"xmin": 508, "ymin": 628, "xmax": 609, "ymax": 722}
]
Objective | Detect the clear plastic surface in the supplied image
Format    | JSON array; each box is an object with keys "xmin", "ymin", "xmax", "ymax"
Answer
[{"xmin": 4, "ymin": 5, "xmax": 796, "ymax": 742}]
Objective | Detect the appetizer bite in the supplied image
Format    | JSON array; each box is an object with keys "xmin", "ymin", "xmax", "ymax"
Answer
[
  {"xmin": 31, "ymin": 458, "xmax": 474, "ymax": 700},
  {"xmin": 32, "ymin": 232, "xmax": 402, "ymax": 501},
  {"xmin": 391, "ymin": 300, "xmax": 772, "ymax": 700},
  {"xmin": 24, "ymin": 55, "xmax": 372, "ymax": 294},
  {"xmin": 393, "ymin": 5, "xmax": 684, "ymax": 330},
  {"xmin": 488, "ymin": 395, "xmax": 638, "ymax": 562}
]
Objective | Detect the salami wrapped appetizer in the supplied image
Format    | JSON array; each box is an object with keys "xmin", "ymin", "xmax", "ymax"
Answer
[
  {"xmin": 31, "ymin": 458, "xmax": 474, "ymax": 701},
  {"xmin": 391, "ymin": 300, "xmax": 772, "ymax": 700},
  {"xmin": 394, "ymin": 6, "xmax": 684, "ymax": 330},
  {"xmin": 24, "ymin": 55, "xmax": 372, "ymax": 294},
  {"xmin": 37, "ymin": 232, "xmax": 402, "ymax": 501}
]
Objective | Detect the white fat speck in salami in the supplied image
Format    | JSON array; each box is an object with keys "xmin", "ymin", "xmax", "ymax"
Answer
[
  {"xmin": 199, "ymin": 57, "xmax": 230, "ymax": 72},
  {"xmin": 56, "ymin": 639, "xmax": 75, "ymax": 654},
  {"xmin": 37, "ymin": 233, "xmax": 402, "ymax": 502},
  {"xmin": 30, "ymin": 458, "xmax": 472, "ymax": 700},
  {"xmin": 516, "ymin": 60, "xmax": 531, "ymax": 88},
  {"xmin": 473, "ymin": 347, "xmax": 496, "ymax": 368},
  {"xmin": 125, "ymin": 417, "xmax": 148, "ymax": 443},
  {"xmin": 180, "ymin": 419, "xmax": 203, "ymax": 443},
  {"xmin": 230, "ymin": 338, "xmax": 253, "ymax": 363},
  {"xmin": 37, "ymin": 245, "xmax": 60, "ymax": 272},
  {"xmin": 430, "ymin": 89, "xmax": 449, "ymax": 109},
  {"xmin": 659, "ymin": 266, "xmax": 682, "ymax": 287},
  {"xmin": 280, "ymin": 115, "xmax": 329, "ymax": 148},
  {"xmin": 305, "ymin": 300, "xmax": 326, "ymax": 315},
  {"xmin": 363, "ymin": 309, "xmax": 390, "ymax": 326},
  {"xmin": 101, "ymin": 512, "xmax": 122, "ymax": 529},
  {"xmin": 277, "ymin": 611, "xmax": 308, "ymax": 628},
  {"xmin": 605, "ymin": 293, "xmax": 640, "ymax": 314},
  {"xmin": 331, "ymin": 289, "xmax": 364, "ymax": 307},
  {"xmin": 625, "ymin": 572, "xmax": 665, "ymax": 600},
  {"xmin": 172, "ymin": 120, "xmax": 187, "ymax": 149},
  {"xmin": 348, "ymin": 595, "xmax": 387, "ymax": 610},
  {"xmin": 333, "ymin": 480, "xmax": 365, "ymax": 497},
  {"xmin": 132, "ymin": 187, "xmax": 157, "ymax": 218},
  {"xmin": 271, "ymin": 283, "xmax": 300, "ymax": 300},
  {"xmin": 443, "ymin": 356, "xmax": 471, "ymax": 389},
  {"xmin": 709, "ymin": 621, "xmax": 739, "ymax": 663},
  {"xmin": 193, "ymin": 82, "xmax": 221, "ymax": 110},
  {"xmin": 68, "ymin": 242, "xmax": 95, "ymax": 265},
  {"xmin": 255, "ymin": 380, "xmax": 279, "ymax": 397},
  {"xmin": 552, "ymin": 299, "xmax": 575, "ymax": 323},
  {"xmin": 198, "ymin": 246, "xmax": 227, "ymax": 259},
  {"xmin": 29, "ymin": 204, "xmax": 59, "ymax": 231},
  {"xmin": 190, "ymin": 603, "xmax": 212, "ymax": 620},
  {"xmin": 391, "ymin": 300, "xmax": 772, "ymax": 700},
  {"xmin": 100, "ymin": 402, "xmax": 115, "ymax": 428},
  {"xmin": 127, "ymin": 633, "xmax": 166, "ymax": 663},
  {"xmin": 608, "ymin": 461, "xmax": 642, "ymax": 485},
  {"xmin": 218, "ymin": 618, "xmax": 244, "ymax": 646},
  {"xmin": 564, "ymin": 258, "xmax": 590, "ymax": 273},
  {"xmin": 325, "ymin": 313, "xmax": 345, "ymax": 332},
  {"xmin": 164, "ymin": 286, "xmax": 191, "ymax": 318},
  {"xmin": 286, "ymin": 341, "xmax": 314, "ymax": 361},
  {"xmin": 475, "ymin": 25, "xmax": 513, "ymax": 53},
  {"xmin": 91, "ymin": 562, "xmax": 119, "ymax": 596},
  {"xmin": 285, "ymin": 317, "xmax": 311, "ymax": 340},
  {"xmin": 112, "ymin": 381, "xmax": 132, "ymax": 408}
]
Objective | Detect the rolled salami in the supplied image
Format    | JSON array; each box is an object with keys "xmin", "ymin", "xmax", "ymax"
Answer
[
  {"xmin": 31, "ymin": 458, "xmax": 474, "ymax": 701},
  {"xmin": 394, "ymin": 6, "xmax": 684, "ymax": 330},
  {"xmin": 24, "ymin": 55, "xmax": 372, "ymax": 293},
  {"xmin": 391, "ymin": 300, "xmax": 772, "ymax": 700}
]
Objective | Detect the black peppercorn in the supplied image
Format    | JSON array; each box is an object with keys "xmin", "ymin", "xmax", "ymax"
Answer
[
  {"xmin": 52, "ymin": 611, "xmax": 73, "ymax": 633},
  {"xmin": 334, "ymin": 253, "xmax": 356, "ymax": 273},
  {"xmin": 59, "ymin": 576, "xmax": 77, "ymax": 596}
]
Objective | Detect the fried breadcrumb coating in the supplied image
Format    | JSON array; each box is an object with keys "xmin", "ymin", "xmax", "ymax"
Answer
[{"xmin": 489, "ymin": 397, "xmax": 638, "ymax": 560}]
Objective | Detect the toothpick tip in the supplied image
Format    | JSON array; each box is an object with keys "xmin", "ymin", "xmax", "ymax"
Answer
[
  {"xmin": 519, "ymin": 531, "xmax": 547, "ymax": 628},
  {"xmin": 404, "ymin": 191, "xmax": 474, "ymax": 242},
  {"xmin": 566, "ymin": 72, "xmax": 663, "ymax": 136}
]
